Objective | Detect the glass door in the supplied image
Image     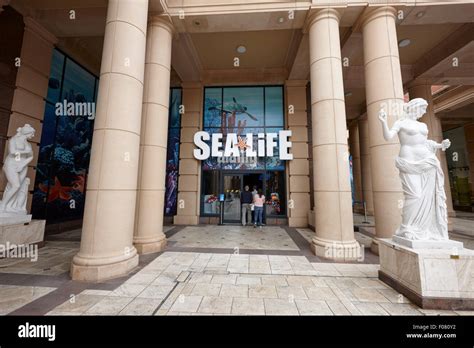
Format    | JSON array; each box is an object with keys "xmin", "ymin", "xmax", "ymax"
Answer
[{"xmin": 222, "ymin": 174, "xmax": 242, "ymax": 223}]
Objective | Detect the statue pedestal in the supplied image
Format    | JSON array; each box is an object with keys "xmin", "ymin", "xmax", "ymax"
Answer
[
  {"xmin": 0, "ymin": 220, "xmax": 45, "ymax": 249},
  {"xmin": 379, "ymin": 238, "xmax": 474, "ymax": 310},
  {"xmin": 0, "ymin": 213, "xmax": 32, "ymax": 227},
  {"xmin": 392, "ymin": 235, "xmax": 464, "ymax": 250}
]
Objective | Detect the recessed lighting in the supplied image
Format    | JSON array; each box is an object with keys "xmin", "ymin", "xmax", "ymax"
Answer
[
  {"xmin": 416, "ymin": 11, "xmax": 425, "ymax": 18},
  {"xmin": 236, "ymin": 45, "xmax": 246, "ymax": 54},
  {"xmin": 398, "ymin": 39, "xmax": 411, "ymax": 48}
]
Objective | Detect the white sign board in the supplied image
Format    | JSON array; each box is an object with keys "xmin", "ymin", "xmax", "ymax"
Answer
[{"xmin": 193, "ymin": 130, "xmax": 293, "ymax": 160}]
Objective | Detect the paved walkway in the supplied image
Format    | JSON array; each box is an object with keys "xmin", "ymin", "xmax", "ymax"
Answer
[
  {"xmin": 46, "ymin": 252, "xmax": 414, "ymax": 316},
  {"xmin": 0, "ymin": 218, "xmax": 472, "ymax": 316},
  {"xmin": 355, "ymin": 212, "xmax": 474, "ymax": 250}
]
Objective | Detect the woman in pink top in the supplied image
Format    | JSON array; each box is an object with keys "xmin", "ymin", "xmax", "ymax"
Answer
[{"xmin": 253, "ymin": 189, "xmax": 265, "ymax": 228}]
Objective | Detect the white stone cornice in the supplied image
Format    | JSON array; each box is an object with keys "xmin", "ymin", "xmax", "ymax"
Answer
[
  {"xmin": 23, "ymin": 17, "xmax": 58, "ymax": 45},
  {"xmin": 433, "ymin": 86, "xmax": 474, "ymax": 114}
]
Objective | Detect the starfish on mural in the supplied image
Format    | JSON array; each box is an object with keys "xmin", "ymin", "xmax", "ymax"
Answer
[
  {"xmin": 39, "ymin": 177, "xmax": 73, "ymax": 202},
  {"xmin": 237, "ymin": 136, "xmax": 249, "ymax": 150}
]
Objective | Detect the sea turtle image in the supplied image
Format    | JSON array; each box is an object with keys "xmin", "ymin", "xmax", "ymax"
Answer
[{"xmin": 208, "ymin": 97, "xmax": 258, "ymax": 121}]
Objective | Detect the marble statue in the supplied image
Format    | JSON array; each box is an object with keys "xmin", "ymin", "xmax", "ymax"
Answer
[
  {"xmin": 378, "ymin": 98, "xmax": 451, "ymax": 241},
  {"xmin": 0, "ymin": 124, "xmax": 35, "ymax": 218}
]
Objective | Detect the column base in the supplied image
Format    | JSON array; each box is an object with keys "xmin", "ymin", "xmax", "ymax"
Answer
[
  {"xmin": 71, "ymin": 251, "xmax": 139, "ymax": 282},
  {"xmin": 173, "ymin": 215, "xmax": 199, "ymax": 225},
  {"xmin": 134, "ymin": 237, "xmax": 167, "ymax": 254},
  {"xmin": 370, "ymin": 238, "xmax": 380, "ymax": 255},
  {"xmin": 288, "ymin": 217, "xmax": 309, "ymax": 228},
  {"xmin": 311, "ymin": 237, "xmax": 362, "ymax": 261}
]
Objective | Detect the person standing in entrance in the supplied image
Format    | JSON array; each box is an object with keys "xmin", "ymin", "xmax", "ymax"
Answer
[
  {"xmin": 251, "ymin": 185, "xmax": 258, "ymax": 223},
  {"xmin": 241, "ymin": 185, "xmax": 253, "ymax": 226},
  {"xmin": 253, "ymin": 189, "xmax": 265, "ymax": 228}
]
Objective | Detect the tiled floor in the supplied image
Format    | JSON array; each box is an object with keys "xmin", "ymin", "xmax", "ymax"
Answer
[
  {"xmin": 0, "ymin": 215, "xmax": 473, "ymax": 316},
  {"xmin": 0, "ymin": 240, "xmax": 78, "ymax": 275},
  {"xmin": 0, "ymin": 285, "xmax": 56, "ymax": 315},
  {"xmin": 37, "ymin": 251, "xmax": 469, "ymax": 316},
  {"xmin": 168, "ymin": 225, "xmax": 300, "ymax": 250}
]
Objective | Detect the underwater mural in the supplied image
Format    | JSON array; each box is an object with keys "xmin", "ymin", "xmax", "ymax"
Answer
[
  {"xmin": 31, "ymin": 50, "xmax": 97, "ymax": 223},
  {"xmin": 164, "ymin": 88, "xmax": 182, "ymax": 216}
]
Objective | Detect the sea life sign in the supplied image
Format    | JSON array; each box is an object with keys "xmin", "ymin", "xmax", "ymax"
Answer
[{"xmin": 193, "ymin": 130, "xmax": 293, "ymax": 160}]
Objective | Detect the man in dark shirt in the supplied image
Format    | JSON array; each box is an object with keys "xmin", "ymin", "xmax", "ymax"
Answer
[{"xmin": 241, "ymin": 185, "xmax": 253, "ymax": 226}]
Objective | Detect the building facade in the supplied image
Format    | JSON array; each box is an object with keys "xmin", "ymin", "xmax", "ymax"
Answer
[{"xmin": 0, "ymin": 0, "xmax": 473, "ymax": 282}]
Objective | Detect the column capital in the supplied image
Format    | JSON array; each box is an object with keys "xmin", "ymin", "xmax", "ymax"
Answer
[
  {"xmin": 304, "ymin": 8, "xmax": 341, "ymax": 33},
  {"xmin": 149, "ymin": 14, "xmax": 175, "ymax": 34},
  {"xmin": 360, "ymin": 6, "xmax": 397, "ymax": 28},
  {"xmin": 23, "ymin": 17, "xmax": 58, "ymax": 45}
]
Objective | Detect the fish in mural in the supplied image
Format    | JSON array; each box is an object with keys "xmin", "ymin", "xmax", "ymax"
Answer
[
  {"xmin": 72, "ymin": 174, "xmax": 86, "ymax": 194},
  {"xmin": 208, "ymin": 97, "xmax": 258, "ymax": 121}
]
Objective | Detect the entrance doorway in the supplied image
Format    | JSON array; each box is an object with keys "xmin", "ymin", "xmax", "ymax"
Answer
[{"xmin": 222, "ymin": 172, "xmax": 264, "ymax": 224}]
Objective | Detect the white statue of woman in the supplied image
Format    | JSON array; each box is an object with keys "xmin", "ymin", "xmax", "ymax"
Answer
[
  {"xmin": 378, "ymin": 98, "xmax": 451, "ymax": 241},
  {"xmin": 0, "ymin": 124, "xmax": 35, "ymax": 214}
]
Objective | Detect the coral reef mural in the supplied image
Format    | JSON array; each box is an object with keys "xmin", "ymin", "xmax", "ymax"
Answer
[
  {"xmin": 31, "ymin": 50, "xmax": 97, "ymax": 223},
  {"xmin": 164, "ymin": 88, "xmax": 182, "ymax": 216}
]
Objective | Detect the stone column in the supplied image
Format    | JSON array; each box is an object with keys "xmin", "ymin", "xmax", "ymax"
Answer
[
  {"xmin": 173, "ymin": 82, "xmax": 202, "ymax": 225},
  {"xmin": 349, "ymin": 123, "xmax": 363, "ymax": 209},
  {"xmin": 308, "ymin": 9, "xmax": 360, "ymax": 261},
  {"xmin": 464, "ymin": 123, "xmax": 474, "ymax": 204},
  {"xmin": 1, "ymin": 18, "xmax": 57, "ymax": 211},
  {"xmin": 408, "ymin": 81, "xmax": 456, "ymax": 230},
  {"xmin": 134, "ymin": 16, "xmax": 173, "ymax": 254},
  {"xmin": 362, "ymin": 6, "xmax": 404, "ymax": 254},
  {"xmin": 71, "ymin": 0, "xmax": 148, "ymax": 282},
  {"xmin": 286, "ymin": 80, "xmax": 311, "ymax": 227},
  {"xmin": 358, "ymin": 117, "xmax": 374, "ymax": 215}
]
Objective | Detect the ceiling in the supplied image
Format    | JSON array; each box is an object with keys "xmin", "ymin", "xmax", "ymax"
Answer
[
  {"xmin": 397, "ymin": 24, "xmax": 463, "ymax": 65},
  {"xmin": 170, "ymin": 10, "xmax": 307, "ymax": 33},
  {"xmin": 190, "ymin": 30, "xmax": 296, "ymax": 70},
  {"xmin": 13, "ymin": 0, "xmax": 107, "ymax": 9},
  {"xmin": 7, "ymin": 0, "xmax": 474, "ymax": 123},
  {"xmin": 439, "ymin": 102, "xmax": 474, "ymax": 130}
]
